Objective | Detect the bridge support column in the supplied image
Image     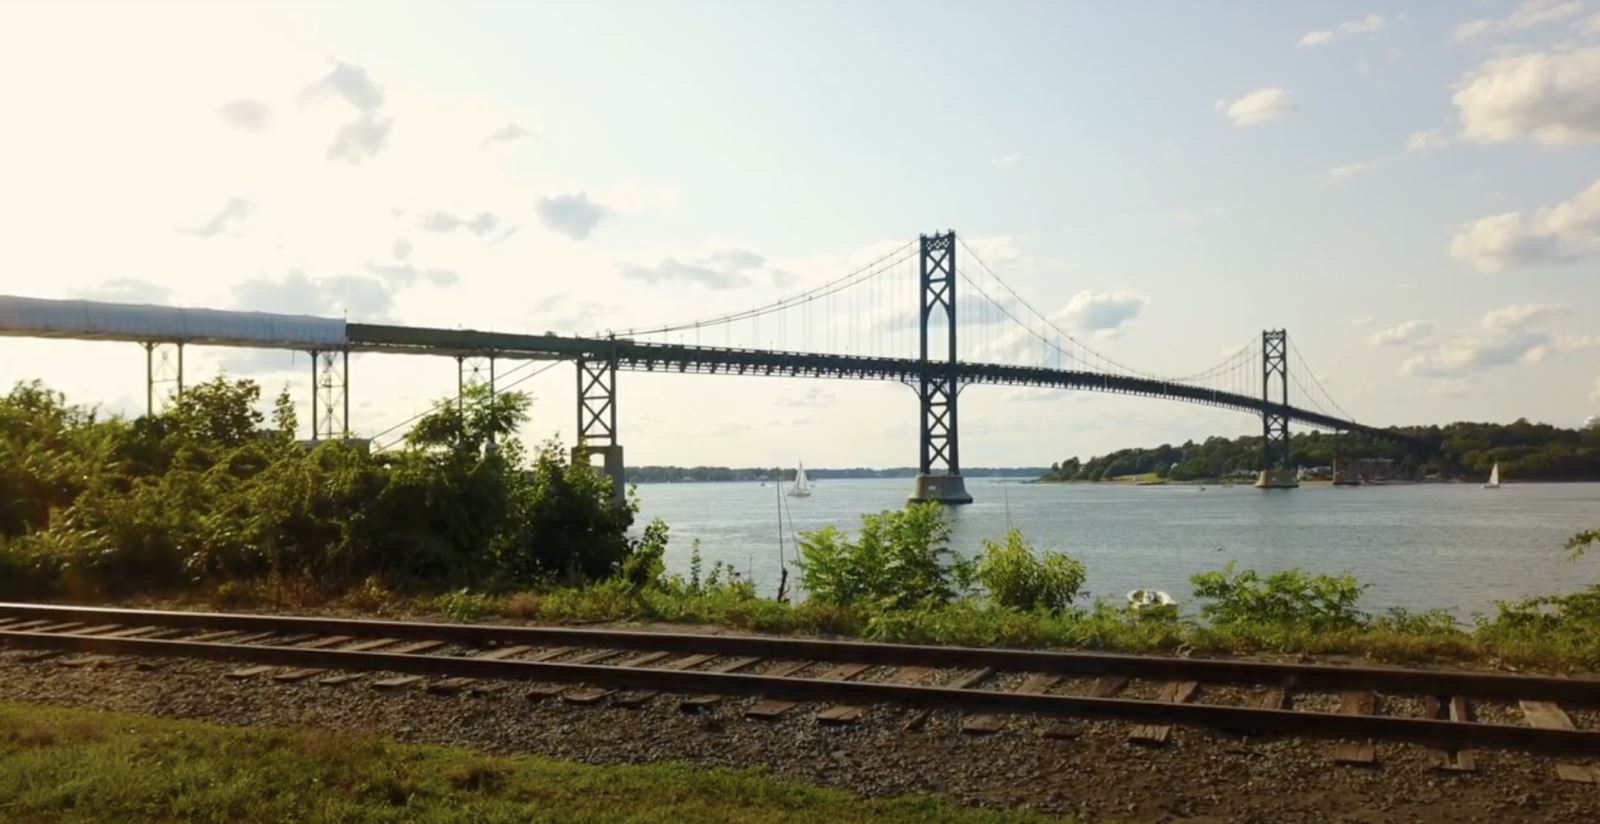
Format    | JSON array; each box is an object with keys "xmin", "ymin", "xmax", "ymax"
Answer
[
  {"xmin": 142, "ymin": 341, "xmax": 183, "ymax": 416},
  {"xmin": 574, "ymin": 352, "xmax": 626, "ymax": 506},
  {"xmin": 309, "ymin": 349, "xmax": 349, "ymax": 442},
  {"xmin": 909, "ymin": 230, "xmax": 972, "ymax": 505},
  {"xmin": 1254, "ymin": 329, "xmax": 1298, "ymax": 489}
]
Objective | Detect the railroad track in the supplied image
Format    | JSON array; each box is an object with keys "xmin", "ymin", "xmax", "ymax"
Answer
[{"xmin": 2, "ymin": 602, "xmax": 1599, "ymax": 776}]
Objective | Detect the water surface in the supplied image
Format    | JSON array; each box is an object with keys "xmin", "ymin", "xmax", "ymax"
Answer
[{"xmin": 635, "ymin": 478, "xmax": 1600, "ymax": 617}]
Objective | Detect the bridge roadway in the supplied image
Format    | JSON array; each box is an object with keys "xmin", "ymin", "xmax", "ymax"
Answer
[{"xmin": 348, "ymin": 323, "xmax": 1397, "ymax": 440}]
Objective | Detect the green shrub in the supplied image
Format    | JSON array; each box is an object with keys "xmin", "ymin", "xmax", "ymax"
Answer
[
  {"xmin": 795, "ymin": 502, "xmax": 962, "ymax": 609},
  {"xmin": 0, "ymin": 379, "xmax": 644, "ymax": 598},
  {"xmin": 973, "ymin": 529, "xmax": 1085, "ymax": 614},
  {"xmin": 429, "ymin": 590, "xmax": 499, "ymax": 623},
  {"xmin": 1190, "ymin": 562, "xmax": 1367, "ymax": 632}
]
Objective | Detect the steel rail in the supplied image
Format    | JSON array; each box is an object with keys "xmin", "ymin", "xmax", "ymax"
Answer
[
  {"xmin": 2, "ymin": 628, "xmax": 1597, "ymax": 754},
  {"xmin": 1, "ymin": 603, "xmax": 1596, "ymax": 703}
]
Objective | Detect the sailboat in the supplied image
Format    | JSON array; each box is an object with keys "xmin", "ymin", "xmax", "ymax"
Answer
[
  {"xmin": 787, "ymin": 463, "xmax": 813, "ymax": 497},
  {"xmin": 1482, "ymin": 462, "xmax": 1501, "ymax": 490}
]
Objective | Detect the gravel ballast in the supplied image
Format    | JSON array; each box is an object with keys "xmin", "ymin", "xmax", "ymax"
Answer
[{"xmin": 1, "ymin": 650, "xmax": 1597, "ymax": 823}]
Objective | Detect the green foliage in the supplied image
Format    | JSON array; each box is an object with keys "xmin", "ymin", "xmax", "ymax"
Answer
[
  {"xmin": 0, "ymin": 379, "xmax": 641, "ymax": 599},
  {"xmin": 616, "ymin": 519, "xmax": 670, "ymax": 594},
  {"xmin": 1473, "ymin": 587, "xmax": 1600, "ymax": 667},
  {"xmin": 1190, "ymin": 562, "xmax": 1368, "ymax": 632},
  {"xmin": 972, "ymin": 529, "xmax": 1085, "ymax": 614},
  {"xmin": 1567, "ymin": 528, "xmax": 1599, "ymax": 561},
  {"xmin": 428, "ymin": 590, "xmax": 496, "ymax": 623},
  {"xmin": 794, "ymin": 503, "xmax": 963, "ymax": 610}
]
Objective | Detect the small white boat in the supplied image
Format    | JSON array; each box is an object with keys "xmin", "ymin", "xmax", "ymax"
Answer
[
  {"xmin": 1127, "ymin": 589, "xmax": 1177, "ymax": 610},
  {"xmin": 1482, "ymin": 462, "xmax": 1500, "ymax": 490},
  {"xmin": 787, "ymin": 462, "xmax": 812, "ymax": 497}
]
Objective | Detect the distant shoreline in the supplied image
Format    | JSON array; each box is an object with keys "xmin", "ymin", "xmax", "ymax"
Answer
[{"xmin": 627, "ymin": 467, "xmax": 1048, "ymax": 484}]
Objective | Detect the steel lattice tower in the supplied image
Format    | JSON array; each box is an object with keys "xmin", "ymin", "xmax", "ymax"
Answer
[
  {"xmin": 1260, "ymin": 329, "xmax": 1292, "ymax": 474},
  {"xmin": 909, "ymin": 231, "xmax": 972, "ymax": 504}
]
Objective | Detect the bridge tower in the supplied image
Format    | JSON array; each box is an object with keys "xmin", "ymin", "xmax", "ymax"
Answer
[
  {"xmin": 574, "ymin": 342, "xmax": 627, "ymax": 505},
  {"xmin": 909, "ymin": 230, "xmax": 973, "ymax": 504},
  {"xmin": 1254, "ymin": 329, "xmax": 1298, "ymax": 489}
]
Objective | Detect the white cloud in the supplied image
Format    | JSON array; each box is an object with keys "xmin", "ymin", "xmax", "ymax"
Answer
[
  {"xmin": 1370, "ymin": 320, "xmax": 1435, "ymax": 347},
  {"xmin": 1453, "ymin": 48, "xmax": 1600, "ymax": 146},
  {"xmin": 1453, "ymin": 0, "xmax": 1586, "ymax": 42},
  {"xmin": 215, "ymin": 98, "xmax": 272, "ymax": 133},
  {"xmin": 1450, "ymin": 177, "xmax": 1600, "ymax": 272},
  {"xmin": 617, "ymin": 246, "xmax": 791, "ymax": 291},
  {"xmin": 1398, "ymin": 304, "xmax": 1567, "ymax": 378},
  {"xmin": 479, "ymin": 122, "xmax": 534, "ymax": 150},
  {"xmin": 1591, "ymin": 378, "xmax": 1600, "ymax": 402},
  {"xmin": 990, "ymin": 153, "xmax": 1020, "ymax": 166},
  {"xmin": 1583, "ymin": 11, "xmax": 1600, "ymax": 36},
  {"xmin": 297, "ymin": 61, "xmax": 394, "ymax": 163},
  {"xmin": 1058, "ymin": 290, "xmax": 1148, "ymax": 337},
  {"xmin": 1215, "ymin": 88, "xmax": 1295, "ymax": 126},
  {"xmin": 535, "ymin": 192, "xmax": 610, "ymax": 241},
  {"xmin": 1321, "ymin": 161, "xmax": 1375, "ymax": 183},
  {"xmin": 176, "ymin": 197, "xmax": 255, "ymax": 238},
  {"xmin": 1555, "ymin": 333, "xmax": 1600, "ymax": 352},
  {"xmin": 231, "ymin": 270, "xmax": 395, "ymax": 322},
  {"xmin": 1298, "ymin": 13, "xmax": 1386, "ymax": 47},
  {"xmin": 1405, "ymin": 129, "xmax": 1446, "ymax": 153},
  {"xmin": 1482, "ymin": 303, "xmax": 1565, "ymax": 331}
]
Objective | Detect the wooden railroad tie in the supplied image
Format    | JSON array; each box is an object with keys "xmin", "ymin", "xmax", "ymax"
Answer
[
  {"xmin": 747, "ymin": 662, "xmax": 869, "ymax": 720},
  {"xmin": 613, "ymin": 653, "xmax": 718, "ymax": 707},
  {"xmin": 1128, "ymin": 680, "xmax": 1200, "ymax": 745},
  {"xmin": 962, "ymin": 673, "xmax": 1059, "ymax": 735},
  {"xmin": 1330, "ymin": 691, "xmax": 1378, "ymax": 765},
  {"xmin": 904, "ymin": 668, "xmax": 994, "ymax": 731},
  {"xmin": 817, "ymin": 666, "xmax": 934, "ymax": 725},
  {"xmin": 679, "ymin": 657, "xmax": 761, "ymax": 711},
  {"xmin": 1425, "ymin": 695, "xmax": 1476, "ymax": 773}
]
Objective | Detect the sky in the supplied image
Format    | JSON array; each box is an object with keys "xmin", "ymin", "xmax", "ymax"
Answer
[{"xmin": 0, "ymin": 0, "xmax": 1597, "ymax": 468}]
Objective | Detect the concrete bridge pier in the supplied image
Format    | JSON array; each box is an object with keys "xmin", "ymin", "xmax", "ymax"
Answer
[
  {"xmin": 910, "ymin": 472, "xmax": 973, "ymax": 504},
  {"xmin": 1253, "ymin": 469, "xmax": 1299, "ymax": 489}
]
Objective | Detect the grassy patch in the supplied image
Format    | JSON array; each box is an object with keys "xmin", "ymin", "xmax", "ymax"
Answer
[{"xmin": 0, "ymin": 702, "xmax": 1075, "ymax": 823}]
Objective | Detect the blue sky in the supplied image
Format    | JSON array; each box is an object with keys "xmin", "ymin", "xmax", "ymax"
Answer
[{"xmin": 0, "ymin": 0, "xmax": 1597, "ymax": 466}]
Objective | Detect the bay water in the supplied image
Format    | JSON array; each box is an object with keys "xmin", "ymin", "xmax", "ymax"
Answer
[{"xmin": 636, "ymin": 478, "xmax": 1600, "ymax": 618}]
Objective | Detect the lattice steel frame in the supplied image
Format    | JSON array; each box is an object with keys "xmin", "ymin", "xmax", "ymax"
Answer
[
  {"xmin": 310, "ymin": 349, "xmax": 349, "ymax": 442},
  {"xmin": 457, "ymin": 355, "xmax": 496, "ymax": 407},
  {"xmin": 576, "ymin": 352, "xmax": 617, "ymax": 448},
  {"xmin": 142, "ymin": 341, "xmax": 184, "ymax": 416},
  {"xmin": 1260, "ymin": 329, "xmax": 1291, "ymax": 471},
  {"xmin": 917, "ymin": 231, "xmax": 961, "ymax": 476}
]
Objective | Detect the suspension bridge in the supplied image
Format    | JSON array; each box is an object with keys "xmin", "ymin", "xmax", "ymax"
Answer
[{"xmin": 0, "ymin": 230, "xmax": 1413, "ymax": 503}]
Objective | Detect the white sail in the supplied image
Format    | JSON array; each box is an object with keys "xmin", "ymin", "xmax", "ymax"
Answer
[
  {"xmin": 1483, "ymin": 462, "xmax": 1500, "ymax": 489},
  {"xmin": 787, "ymin": 462, "xmax": 812, "ymax": 497}
]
